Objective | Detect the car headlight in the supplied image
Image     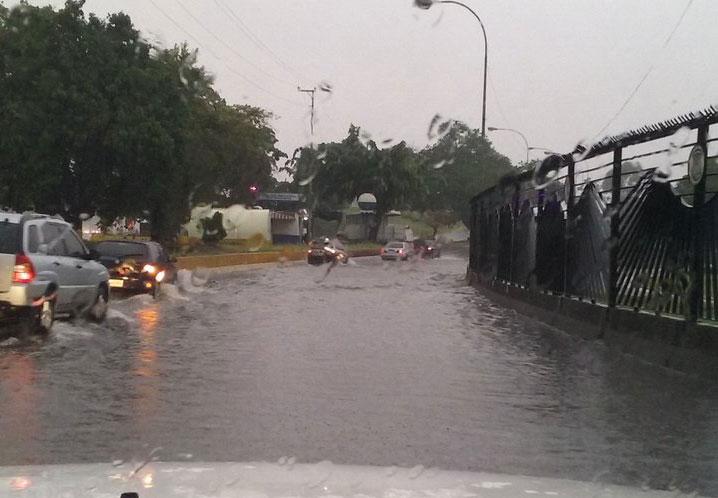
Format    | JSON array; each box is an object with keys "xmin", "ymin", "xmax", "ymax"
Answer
[{"xmin": 142, "ymin": 264, "xmax": 157, "ymax": 274}]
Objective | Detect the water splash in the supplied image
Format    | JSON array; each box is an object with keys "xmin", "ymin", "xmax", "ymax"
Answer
[
  {"xmin": 571, "ymin": 139, "xmax": 592, "ymax": 162},
  {"xmin": 178, "ymin": 51, "xmax": 197, "ymax": 87},
  {"xmin": 247, "ymin": 233, "xmax": 265, "ymax": 252},
  {"xmin": 533, "ymin": 154, "xmax": 562, "ymax": 189},
  {"xmin": 299, "ymin": 172, "xmax": 317, "ymax": 186},
  {"xmin": 318, "ymin": 81, "xmax": 333, "ymax": 93},
  {"xmin": 652, "ymin": 160, "xmax": 672, "ymax": 183},
  {"xmin": 427, "ymin": 114, "xmax": 442, "ymax": 139},
  {"xmin": 427, "ymin": 114, "xmax": 453, "ymax": 140},
  {"xmin": 669, "ymin": 126, "xmax": 691, "ymax": 149}
]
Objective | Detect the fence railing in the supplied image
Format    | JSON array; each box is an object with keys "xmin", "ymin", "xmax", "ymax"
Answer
[{"xmin": 469, "ymin": 106, "xmax": 718, "ymax": 322}]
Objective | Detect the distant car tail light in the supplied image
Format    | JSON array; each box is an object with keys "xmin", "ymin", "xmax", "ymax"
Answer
[
  {"xmin": 13, "ymin": 254, "xmax": 35, "ymax": 283},
  {"xmin": 142, "ymin": 264, "xmax": 157, "ymax": 274},
  {"xmin": 398, "ymin": 249, "xmax": 405, "ymax": 255},
  {"xmin": 381, "ymin": 248, "xmax": 386, "ymax": 254},
  {"xmin": 156, "ymin": 270, "xmax": 166, "ymax": 282}
]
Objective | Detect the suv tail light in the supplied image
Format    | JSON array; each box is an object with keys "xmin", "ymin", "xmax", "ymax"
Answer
[{"xmin": 13, "ymin": 254, "xmax": 35, "ymax": 283}]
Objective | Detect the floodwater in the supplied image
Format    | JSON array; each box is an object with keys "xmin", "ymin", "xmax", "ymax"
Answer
[{"xmin": 1, "ymin": 249, "xmax": 717, "ymax": 495}]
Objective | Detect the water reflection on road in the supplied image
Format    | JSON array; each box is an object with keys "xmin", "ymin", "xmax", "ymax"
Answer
[{"xmin": 0, "ymin": 251, "xmax": 717, "ymax": 494}]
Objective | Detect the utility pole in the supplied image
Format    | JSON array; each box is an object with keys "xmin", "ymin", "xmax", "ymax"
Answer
[
  {"xmin": 297, "ymin": 87, "xmax": 316, "ymax": 136},
  {"xmin": 297, "ymin": 86, "xmax": 317, "ymax": 241}
]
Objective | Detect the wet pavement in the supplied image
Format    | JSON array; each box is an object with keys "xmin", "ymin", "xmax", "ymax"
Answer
[{"xmin": 1, "ymin": 249, "xmax": 718, "ymax": 495}]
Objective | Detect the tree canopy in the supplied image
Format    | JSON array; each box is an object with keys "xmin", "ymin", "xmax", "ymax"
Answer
[
  {"xmin": 0, "ymin": 0, "xmax": 283, "ymax": 241},
  {"xmin": 288, "ymin": 122, "xmax": 514, "ymax": 240},
  {"xmin": 1, "ymin": 1, "xmax": 517, "ymax": 243}
]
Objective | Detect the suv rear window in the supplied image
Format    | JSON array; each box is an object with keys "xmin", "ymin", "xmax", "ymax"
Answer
[
  {"xmin": 388, "ymin": 242, "xmax": 404, "ymax": 248},
  {"xmin": 96, "ymin": 241, "xmax": 149, "ymax": 259},
  {"xmin": 0, "ymin": 222, "xmax": 20, "ymax": 254}
]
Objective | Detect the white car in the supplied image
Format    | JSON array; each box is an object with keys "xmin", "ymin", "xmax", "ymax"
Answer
[
  {"xmin": 381, "ymin": 241, "xmax": 414, "ymax": 261},
  {"xmin": 0, "ymin": 212, "xmax": 110, "ymax": 335}
]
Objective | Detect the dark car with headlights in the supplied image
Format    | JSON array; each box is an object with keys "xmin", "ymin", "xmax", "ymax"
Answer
[
  {"xmin": 307, "ymin": 237, "xmax": 349, "ymax": 265},
  {"xmin": 94, "ymin": 240, "xmax": 177, "ymax": 297},
  {"xmin": 414, "ymin": 238, "xmax": 441, "ymax": 258}
]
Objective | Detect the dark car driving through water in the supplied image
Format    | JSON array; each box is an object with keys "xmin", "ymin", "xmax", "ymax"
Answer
[
  {"xmin": 94, "ymin": 240, "xmax": 177, "ymax": 297},
  {"xmin": 307, "ymin": 237, "xmax": 349, "ymax": 266}
]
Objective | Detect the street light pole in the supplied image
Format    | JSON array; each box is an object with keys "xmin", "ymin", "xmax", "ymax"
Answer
[
  {"xmin": 416, "ymin": 0, "xmax": 488, "ymax": 137},
  {"xmin": 488, "ymin": 126, "xmax": 529, "ymax": 164}
]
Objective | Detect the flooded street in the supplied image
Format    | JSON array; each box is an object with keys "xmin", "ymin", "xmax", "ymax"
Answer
[{"xmin": 1, "ymin": 251, "xmax": 717, "ymax": 494}]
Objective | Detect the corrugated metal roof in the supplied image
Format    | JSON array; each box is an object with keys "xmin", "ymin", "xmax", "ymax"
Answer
[{"xmin": 271, "ymin": 211, "xmax": 297, "ymax": 221}]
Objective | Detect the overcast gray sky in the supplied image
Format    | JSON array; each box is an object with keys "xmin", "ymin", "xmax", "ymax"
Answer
[{"xmin": 25, "ymin": 0, "xmax": 718, "ymax": 165}]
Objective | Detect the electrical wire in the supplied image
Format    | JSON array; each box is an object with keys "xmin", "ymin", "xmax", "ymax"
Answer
[
  {"xmin": 147, "ymin": 0, "xmax": 219, "ymax": 58},
  {"xmin": 214, "ymin": 0, "xmax": 310, "ymax": 83},
  {"xmin": 487, "ymin": 67, "xmax": 529, "ymax": 156},
  {"xmin": 146, "ymin": 0, "xmax": 305, "ymax": 108},
  {"xmin": 174, "ymin": 0, "xmax": 295, "ymax": 88},
  {"xmin": 592, "ymin": 0, "xmax": 695, "ymax": 140},
  {"xmin": 488, "ymin": 69, "xmax": 512, "ymax": 130}
]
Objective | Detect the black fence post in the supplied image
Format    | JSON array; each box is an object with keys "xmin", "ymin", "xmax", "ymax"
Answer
[
  {"xmin": 508, "ymin": 182, "xmax": 521, "ymax": 283},
  {"xmin": 608, "ymin": 147, "xmax": 622, "ymax": 307},
  {"xmin": 563, "ymin": 160, "xmax": 576, "ymax": 294},
  {"xmin": 469, "ymin": 200, "xmax": 478, "ymax": 271},
  {"xmin": 688, "ymin": 125, "xmax": 709, "ymax": 321}
]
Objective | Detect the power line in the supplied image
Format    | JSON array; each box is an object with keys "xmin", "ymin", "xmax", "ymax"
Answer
[
  {"xmin": 147, "ymin": 0, "xmax": 219, "ymax": 58},
  {"xmin": 488, "ymin": 70, "xmax": 512, "ymax": 129},
  {"xmin": 487, "ymin": 69, "xmax": 526, "ymax": 152},
  {"xmin": 214, "ymin": 0, "xmax": 310, "ymax": 83},
  {"xmin": 174, "ymin": 0, "xmax": 294, "ymax": 88},
  {"xmin": 593, "ymin": 0, "xmax": 695, "ymax": 139},
  {"xmin": 146, "ymin": 0, "xmax": 304, "ymax": 108}
]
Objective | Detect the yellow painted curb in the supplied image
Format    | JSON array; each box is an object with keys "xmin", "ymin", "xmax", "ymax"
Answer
[{"xmin": 177, "ymin": 248, "xmax": 381, "ymax": 270}]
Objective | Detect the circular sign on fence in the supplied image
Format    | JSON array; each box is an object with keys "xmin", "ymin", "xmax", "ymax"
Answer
[{"xmin": 688, "ymin": 144, "xmax": 706, "ymax": 186}]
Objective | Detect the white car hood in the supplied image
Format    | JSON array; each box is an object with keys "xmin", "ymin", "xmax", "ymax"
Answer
[{"xmin": 0, "ymin": 462, "xmax": 690, "ymax": 497}]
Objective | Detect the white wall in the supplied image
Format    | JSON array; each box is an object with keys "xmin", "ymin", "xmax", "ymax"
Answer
[{"xmin": 184, "ymin": 205, "xmax": 272, "ymax": 241}]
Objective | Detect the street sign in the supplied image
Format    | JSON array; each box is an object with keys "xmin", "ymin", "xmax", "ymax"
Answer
[{"xmin": 258, "ymin": 193, "xmax": 302, "ymax": 202}]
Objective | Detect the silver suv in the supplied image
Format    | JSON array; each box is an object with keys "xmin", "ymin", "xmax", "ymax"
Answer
[{"xmin": 0, "ymin": 212, "xmax": 110, "ymax": 335}]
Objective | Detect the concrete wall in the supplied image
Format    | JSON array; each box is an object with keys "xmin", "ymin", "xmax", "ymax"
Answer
[
  {"xmin": 184, "ymin": 205, "xmax": 272, "ymax": 241},
  {"xmin": 468, "ymin": 270, "xmax": 718, "ymax": 377}
]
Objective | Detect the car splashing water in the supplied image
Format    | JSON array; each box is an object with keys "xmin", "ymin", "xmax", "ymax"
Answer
[{"xmin": 0, "ymin": 253, "xmax": 717, "ymax": 494}]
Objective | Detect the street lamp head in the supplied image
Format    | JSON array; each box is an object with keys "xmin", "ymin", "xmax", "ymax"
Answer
[
  {"xmin": 487, "ymin": 127, "xmax": 499, "ymax": 131},
  {"xmin": 414, "ymin": 0, "xmax": 434, "ymax": 10}
]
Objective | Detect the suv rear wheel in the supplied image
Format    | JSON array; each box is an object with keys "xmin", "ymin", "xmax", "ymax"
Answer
[
  {"xmin": 86, "ymin": 285, "xmax": 108, "ymax": 323},
  {"xmin": 36, "ymin": 298, "xmax": 55, "ymax": 334}
]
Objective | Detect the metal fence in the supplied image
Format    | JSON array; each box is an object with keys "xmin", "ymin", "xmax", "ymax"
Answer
[{"xmin": 469, "ymin": 107, "xmax": 718, "ymax": 322}]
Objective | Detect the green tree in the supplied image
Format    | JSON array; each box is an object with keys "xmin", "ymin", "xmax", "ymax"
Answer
[
  {"xmin": 415, "ymin": 122, "xmax": 513, "ymax": 227},
  {"xmin": 293, "ymin": 125, "xmax": 422, "ymax": 240},
  {"xmin": 0, "ymin": 0, "xmax": 285, "ymax": 242},
  {"xmin": 422, "ymin": 209, "xmax": 459, "ymax": 239}
]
